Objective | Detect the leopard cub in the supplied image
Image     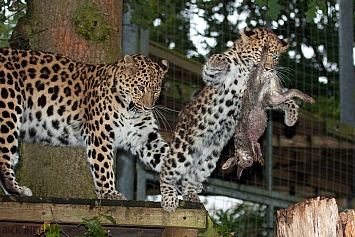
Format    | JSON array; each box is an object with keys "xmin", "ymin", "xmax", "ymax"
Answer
[{"xmin": 160, "ymin": 27, "xmax": 290, "ymax": 213}]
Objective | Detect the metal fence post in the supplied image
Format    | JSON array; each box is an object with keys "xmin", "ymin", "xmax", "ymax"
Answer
[
  {"xmin": 339, "ymin": 0, "xmax": 354, "ymax": 127},
  {"xmin": 116, "ymin": 3, "xmax": 138, "ymax": 200}
]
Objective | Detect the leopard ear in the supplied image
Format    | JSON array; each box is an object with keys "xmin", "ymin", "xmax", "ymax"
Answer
[
  {"xmin": 159, "ymin": 60, "xmax": 169, "ymax": 72},
  {"xmin": 241, "ymin": 27, "xmax": 254, "ymax": 44},
  {"xmin": 280, "ymin": 38, "xmax": 290, "ymax": 51},
  {"xmin": 124, "ymin": 54, "xmax": 138, "ymax": 74}
]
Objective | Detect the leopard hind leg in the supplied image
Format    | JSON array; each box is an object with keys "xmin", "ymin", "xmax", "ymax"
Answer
[{"xmin": 0, "ymin": 125, "xmax": 32, "ymax": 196}]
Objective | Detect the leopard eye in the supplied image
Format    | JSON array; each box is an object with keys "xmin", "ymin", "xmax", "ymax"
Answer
[
  {"xmin": 273, "ymin": 54, "xmax": 277, "ymax": 59},
  {"xmin": 138, "ymin": 85, "xmax": 145, "ymax": 92}
]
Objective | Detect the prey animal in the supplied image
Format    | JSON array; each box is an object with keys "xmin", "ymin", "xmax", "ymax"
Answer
[{"xmin": 222, "ymin": 44, "xmax": 315, "ymax": 177}]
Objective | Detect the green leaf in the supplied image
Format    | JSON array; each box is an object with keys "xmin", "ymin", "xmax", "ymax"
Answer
[
  {"xmin": 305, "ymin": 0, "xmax": 317, "ymax": 22},
  {"xmin": 126, "ymin": 0, "xmax": 158, "ymax": 29},
  {"xmin": 103, "ymin": 215, "xmax": 116, "ymax": 225},
  {"xmin": 0, "ymin": 13, "xmax": 7, "ymax": 22},
  {"xmin": 76, "ymin": 217, "xmax": 111, "ymax": 237},
  {"xmin": 317, "ymin": 0, "xmax": 327, "ymax": 14},
  {"xmin": 44, "ymin": 224, "xmax": 62, "ymax": 237},
  {"xmin": 267, "ymin": 0, "xmax": 281, "ymax": 20},
  {"xmin": 253, "ymin": 0, "xmax": 266, "ymax": 8}
]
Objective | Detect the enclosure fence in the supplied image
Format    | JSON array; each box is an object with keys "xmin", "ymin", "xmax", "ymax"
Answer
[{"xmin": 133, "ymin": 0, "xmax": 355, "ymax": 236}]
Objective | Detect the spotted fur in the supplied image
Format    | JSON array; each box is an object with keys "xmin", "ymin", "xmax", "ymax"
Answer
[
  {"xmin": 0, "ymin": 48, "xmax": 169, "ymax": 199},
  {"xmin": 160, "ymin": 27, "xmax": 290, "ymax": 212}
]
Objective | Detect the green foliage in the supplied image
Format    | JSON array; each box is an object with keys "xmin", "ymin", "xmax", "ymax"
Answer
[
  {"xmin": 0, "ymin": 0, "xmax": 26, "ymax": 47},
  {"xmin": 41, "ymin": 201, "xmax": 116, "ymax": 237},
  {"xmin": 211, "ymin": 203, "xmax": 267, "ymax": 237},
  {"xmin": 42, "ymin": 215, "xmax": 115, "ymax": 237},
  {"xmin": 124, "ymin": 0, "xmax": 158, "ymax": 29},
  {"xmin": 43, "ymin": 223, "xmax": 62, "ymax": 237},
  {"xmin": 76, "ymin": 215, "xmax": 115, "ymax": 237},
  {"xmin": 76, "ymin": 201, "xmax": 116, "ymax": 237},
  {"xmin": 149, "ymin": 0, "xmax": 202, "ymax": 61},
  {"xmin": 73, "ymin": 0, "xmax": 112, "ymax": 42},
  {"xmin": 301, "ymin": 96, "xmax": 341, "ymax": 120},
  {"xmin": 253, "ymin": 0, "xmax": 328, "ymax": 22}
]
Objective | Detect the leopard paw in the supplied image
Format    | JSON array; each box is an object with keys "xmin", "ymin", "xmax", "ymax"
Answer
[
  {"xmin": 208, "ymin": 54, "xmax": 230, "ymax": 70},
  {"xmin": 183, "ymin": 193, "xmax": 200, "ymax": 203},
  {"xmin": 98, "ymin": 190, "xmax": 127, "ymax": 200},
  {"xmin": 203, "ymin": 54, "xmax": 231, "ymax": 85},
  {"xmin": 161, "ymin": 192, "xmax": 179, "ymax": 213},
  {"xmin": 19, "ymin": 186, "xmax": 32, "ymax": 196}
]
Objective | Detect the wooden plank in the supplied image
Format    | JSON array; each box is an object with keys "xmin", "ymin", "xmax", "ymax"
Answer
[
  {"xmin": 0, "ymin": 221, "xmax": 164, "ymax": 237},
  {"xmin": 0, "ymin": 196, "xmax": 207, "ymax": 230},
  {"xmin": 149, "ymin": 41, "xmax": 203, "ymax": 76},
  {"xmin": 273, "ymin": 134, "xmax": 355, "ymax": 149},
  {"xmin": 272, "ymin": 168, "xmax": 352, "ymax": 197}
]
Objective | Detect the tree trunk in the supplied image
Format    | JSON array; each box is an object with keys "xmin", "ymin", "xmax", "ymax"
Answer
[
  {"xmin": 5, "ymin": 0, "xmax": 122, "ymax": 198},
  {"xmin": 274, "ymin": 197, "xmax": 343, "ymax": 237}
]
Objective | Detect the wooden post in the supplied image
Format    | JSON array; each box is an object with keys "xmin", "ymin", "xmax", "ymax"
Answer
[
  {"xmin": 274, "ymin": 196, "xmax": 343, "ymax": 237},
  {"xmin": 340, "ymin": 209, "xmax": 355, "ymax": 237}
]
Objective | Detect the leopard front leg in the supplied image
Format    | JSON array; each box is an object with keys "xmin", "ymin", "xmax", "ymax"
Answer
[
  {"xmin": 160, "ymin": 149, "xmax": 190, "ymax": 213},
  {"xmin": 202, "ymin": 53, "xmax": 231, "ymax": 86},
  {"xmin": 160, "ymin": 182, "xmax": 179, "ymax": 213},
  {"xmin": 86, "ymin": 135, "xmax": 126, "ymax": 200},
  {"xmin": 181, "ymin": 177, "xmax": 203, "ymax": 203},
  {"xmin": 138, "ymin": 131, "xmax": 169, "ymax": 172}
]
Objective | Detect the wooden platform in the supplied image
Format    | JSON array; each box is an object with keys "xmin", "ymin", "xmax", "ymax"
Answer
[{"xmin": 0, "ymin": 195, "xmax": 209, "ymax": 237}]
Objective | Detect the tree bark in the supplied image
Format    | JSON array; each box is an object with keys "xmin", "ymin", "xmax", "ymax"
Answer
[
  {"xmin": 340, "ymin": 209, "xmax": 355, "ymax": 237},
  {"xmin": 274, "ymin": 197, "xmax": 343, "ymax": 237},
  {"xmin": 11, "ymin": 0, "xmax": 122, "ymax": 63},
  {"xmin": 5, "ymin": 0, "xmax": 122, "ymax": 198}
]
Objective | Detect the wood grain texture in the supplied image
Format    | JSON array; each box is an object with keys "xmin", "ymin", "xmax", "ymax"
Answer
[
  {"xmin": 274, "ymin": 196, "xmax": 343, "ymax": 237},
  {"xmin": 0, "ymin": 196, "xmax": 207, "ymax": 230}
]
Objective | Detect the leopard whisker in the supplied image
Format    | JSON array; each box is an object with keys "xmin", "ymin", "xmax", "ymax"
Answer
[
  {"xmin": 275, "ymin": 67, "xmax": 293, "ymax": 87},
  {"xmin": 152, "ymin": 109, "xmax": 165, "ymax": 130},
  {"xmin": 155, "ymin": 105, "xmax": 179, "ymax": 113},
  {"xmin": 153, "ymin": 107, "xmax": 171, "ymax": 132}
]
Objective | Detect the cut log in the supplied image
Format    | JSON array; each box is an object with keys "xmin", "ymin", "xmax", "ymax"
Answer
[
  {"xmin": 274, "ymin": 196, "xmax": 343, "ymax": 237},
  {"xmin": 340, "ymin": 209, "xmax": 355, "ymax": 237}
]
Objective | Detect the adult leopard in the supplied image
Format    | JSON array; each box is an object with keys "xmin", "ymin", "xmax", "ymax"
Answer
[
  {"xmin": 160, "ymin": 27, "xmax": 289, "ymax": 212},
  {"xmin": 0, "ymin": 48, "xmax": 169, "ymax": 200}
]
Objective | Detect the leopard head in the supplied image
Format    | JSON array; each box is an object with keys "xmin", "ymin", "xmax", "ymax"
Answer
[
  {"xmin": 116, "ymin": 54, "xmax": 169, "ymax": 115},
  {"xmin": 237, "ymin": 27, "xmax": 289, "ymax": 70}
]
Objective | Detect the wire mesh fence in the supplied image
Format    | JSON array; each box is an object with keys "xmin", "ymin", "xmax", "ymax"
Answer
[
  {"xmin": 0, "ymin": 0, "xmax": 353, "ymax": 236},
  {"xmin": 144, "ymin": 0, "xmax": 355, "ymax": 235}
]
